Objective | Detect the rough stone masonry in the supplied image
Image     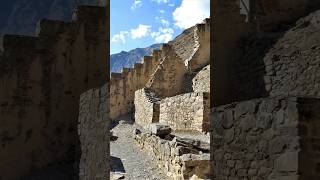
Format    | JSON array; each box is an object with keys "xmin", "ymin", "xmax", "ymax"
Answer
[
  {"xmin": 211, "ymin": 97, "xmax": 320, "ymax": 180},
  {"xmin": 132, "ymin": 17, "xmax": 211, "ymax": 180},
  {"xmin": 0, "ymin": 4, "xmax": 108, "ymax": 180},
  {"xmin": 211, "ymin": 0, "xmax": 320, "ymax": 179},
  {"xmin": 78, "ymin": 84, "xmax": 109, "ymax": 180}
]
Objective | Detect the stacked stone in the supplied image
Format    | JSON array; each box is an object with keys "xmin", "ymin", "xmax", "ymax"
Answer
[
  {"xmin": 192, "ymin": 65, "xmax": 210, "ymax": 93},
  {"xmin": 159, "ymin": 92, "xmax": 210, "ymax": 132},
  {"xmin": 134, "ymin": 88, "xmax": 161, "ymax": 126},
  {"xmin": 211, "ymin": 3, "xmax": 320, "ymax": 180},
  {"xmin": 211, "ymin": 97, "xmax": 320, "ymax": 179},
  {"xmin": 110, "ymin": 49, "xmax": 160, "ymax": 119},
  {"xmin": 135, "ymin": 131, "xmax": 210, "ymax": 180},
  {"xmin": 0, "ymin": 5, "xmax": 108, "ymax": 180}
]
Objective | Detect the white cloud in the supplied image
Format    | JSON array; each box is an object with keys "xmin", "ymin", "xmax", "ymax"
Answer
[
  {"xmin": 169, "ymin": 3, "xmax": 175, "ymax": 7},
  {"xmin": 131, "ymin": 0, "xmax": 143, "ymax": 10},
  {"xmin": 111, "ymin": 31, "xmax": 129, "ymax": 44},
  {"xmin": 160, "ymin": 18, "xmax": 170, "ymax": 27},
  {"xmin": 152, "ymin": 0, "xmax": 169, "ymax": 4},
  {"xmin": 173, "ymin": 0, "xmax": 210, "ymax": 29},
  {"xmin": 151, "ymin": 27, "xmax": 174, "ymax": 43},
  {"xmin": 159, "ymin": 9, "xmax": 165, "ymax": 13},
  {"xmin": 130, "ymin": 24, "xmax": 151, "ymax": 39}
]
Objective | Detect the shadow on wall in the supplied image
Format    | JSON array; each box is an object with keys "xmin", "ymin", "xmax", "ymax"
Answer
[{"xmin": 232, "ymin": 32, "xmax": 284, "ymax": 102}]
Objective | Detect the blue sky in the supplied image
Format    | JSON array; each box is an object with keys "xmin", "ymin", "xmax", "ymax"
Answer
[{"xmin": 110, "ymin": 0, "xmax": 210, "ymax": 54}]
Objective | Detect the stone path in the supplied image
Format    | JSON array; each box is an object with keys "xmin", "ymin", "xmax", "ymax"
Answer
[{"xmin": 110, "ymin": 115, "xmax": 169, "ymax": 180}]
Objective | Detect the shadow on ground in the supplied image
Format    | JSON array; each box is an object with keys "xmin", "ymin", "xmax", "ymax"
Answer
[
  {"xmin": 111, "ymin": 156, "xmax": 126, "ymax": 173},
  {"xmin": 110, "ymin": 113, "xmax": 135, "ymax": 130}
]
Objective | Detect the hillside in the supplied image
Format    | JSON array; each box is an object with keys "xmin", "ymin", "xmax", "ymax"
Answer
[{"xmin": 110, "ymin": 43, "xmax": 162, "ymax": 73}]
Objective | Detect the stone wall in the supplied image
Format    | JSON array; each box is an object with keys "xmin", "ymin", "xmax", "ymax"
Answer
[
  {"xmin": 111, "ymin": 18, "xmax": 210, "ymax": 119},
  {"xmin": 262, "ymin": 10, "xmax": 320, "ymax": 98},
  {"xmin": 135, "ymin": 132, "xmax": 210, "ymax": 179},
  {"xmin": 78, "ymin": 84, "xmax": 109, "ymax": 180},
  {"xmin": 159, "ymin": 92, "xmax": 210, "ymax": 132},
  {"xmin": 110, "ymin": 51, "xmax": 160, "ymax": 119},
  {"xmin": 168, "ymin": 18, "xmax": 210, "ymax": 71},
  {"xmin": 192, "ymin": 65, "xmax": 210, "ymax": 93},
  {"xmin": 186, "ymin": 19, "xmax": 210, "ymax": 71},
  {"xmin": 212, "ymin": 0, "xmax": 320, "ymax": 106},
  {"xmin": 147, "ymin": 44, "xmax": 188, "ymax": 98},
  {"xmin": 134, "ymin": 88, "xmax": 161, "ymax": 127},
  {"xmin": 211, "ymin": 0, "xmax": 250, "ymax": 106},
  {"xmin": 0, "ymin": 5, "xmax": 108, "ymax": 180},
  {"xmin": 211, "ymin": 97, "xmax": 320, "ymax": 180}
]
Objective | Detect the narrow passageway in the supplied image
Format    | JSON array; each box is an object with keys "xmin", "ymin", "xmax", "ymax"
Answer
[{"xmin": 110, "ymin": 115, "xmax": 169, "ymax": 180}]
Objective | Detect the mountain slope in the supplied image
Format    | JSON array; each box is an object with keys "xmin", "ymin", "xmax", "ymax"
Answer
[{"xmin": 110, "ymin": 44, "xmax": 162, "ymax": 73}]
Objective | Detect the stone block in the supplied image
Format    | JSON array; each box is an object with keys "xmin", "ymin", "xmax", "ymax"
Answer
[
  {"xmin": 135, "ymin": 132, "xmax": 210, "ymax": 179},
  {"xmin": 148, "ymin": 123, "xmax": 171, "ymax": 136},
  {"xmin": 159, "ymin": 92, "xmax": 210, "ymax": 132},
  {"xmin": 211, "ymin": 97, "xmax": 320, "ymax": 179}
]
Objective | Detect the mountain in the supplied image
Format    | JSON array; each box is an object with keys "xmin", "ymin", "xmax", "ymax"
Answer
[
  {"xmin": 0, "ymin": 0, "xmax": 101, "ymax": 36},
  {"xmin": 110, "ymin": 44, "xmax": 162, "ymax": 73}
]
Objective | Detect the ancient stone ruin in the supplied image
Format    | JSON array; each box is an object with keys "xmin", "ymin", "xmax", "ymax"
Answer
[
  {"xmin": 2, "ymin": 0, "xmax": 320, "ymax": 179},
  {"xmin": 110, "ymin": 16, "xmax": 210, "ymax": 179},
  {"xmin": 211, "ymin": 0, "xmax": 320, "ymax": 179},
  {"xmin": 0, "ymin": 4, "xmax": 109, "ymax": 180}
]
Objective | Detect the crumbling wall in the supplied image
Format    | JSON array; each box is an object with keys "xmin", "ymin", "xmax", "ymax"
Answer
[
  {"xmin": 110, "ymin": 51, "xmax": 160, "ymax": 119},
  {"xmin": 211, "ymin": 98, "xmax": 319, "ymax": 179},
  {"xmin": 210, "ymin": 1, "xmax": 320, "ymax": 179},
  {"xmin": 159, "ymin": 92, "xmax": 210, "ymax": 132},
  {"xmin": 168, "ymin": 19, "xmax": 210, "ymax": 71},
  {"xmin": 134, "ymin": 88, "xmax": 161, "ymax": 127},
  {"xmin": 212, "ymin": 0, "xmax": 320, "ymax": 107},
  {"xmin": 0, "ymin": 5, "xmax": 108, "ymax": 180},
  {"xmin": 262, "ymin": 9, "xmax": 320, "ymax": 98},
  {"xmin": 147, "ymin": 44, "xmax": 187, "ymax": 98},
  {"xmin": 78, "ymin": 84, "xmax": 109, "ymax": 180},
  {"xmin": 186, "ymin": 19, "xmax": 210, "ymax": 71},
  {"xmin": 135, "ymin": 132, "xmax": 210, "ymax": 179},
  {"xmin": 192, "ymin": 65, "xmax": 210, "ymax": 93},
  {"xmin": 211, "ymin": 97, "xmax": 320, "ymax": 180}
]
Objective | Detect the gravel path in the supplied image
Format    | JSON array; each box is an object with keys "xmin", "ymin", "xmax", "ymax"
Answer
[{"xmin": 110, "ymin": 116, "xmax": 169, "ymax": 180}]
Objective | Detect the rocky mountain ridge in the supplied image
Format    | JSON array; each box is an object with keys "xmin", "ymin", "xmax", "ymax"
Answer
[{"xmin": 110, "ymin": 44, "xmax": 162, "ymax": 73}]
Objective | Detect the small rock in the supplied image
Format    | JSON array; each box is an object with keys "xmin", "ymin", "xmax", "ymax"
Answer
[{"xmin": 111, "ymin": 173, "xmax": 125, "ymax": 180}]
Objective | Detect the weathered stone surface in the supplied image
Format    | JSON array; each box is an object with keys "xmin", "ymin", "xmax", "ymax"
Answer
[
  {"xmin": 274, "ymin": 152, "xmax": 298, "ymax": 172},
  {"xmin": 159, "ymin": 92, "xmax": 210, "ymax": 132},
  {"xmin": 148, "ymin": 123, "xmax": 171, "ymax": 136},
  {"xmin": 110, "ymin": 55, "xmax": 160, "ymax": 119},
  {"xmin": 263, "ymin": 10, "xmax": 320, "ymax": 98},
  {"xmin": 134, "ymin": 88, "xmax": 161, "ymax": 127},
  {"xmin": 111, "ymin": 18, "xmax": 210, "ymax": 119},
  {"xmin": 78, "ymin": 84, "xmax": 109, "ymax": 180},
  {"xmin": 211, "ymin": 97, "xmax": 320, "ymax": 179},
  {"xmin": 192, "ymin": 65, "xmax": 210, "ymax": 93},
  {"xmin": 168, "ymin": 18, "xmax": 210, "ymax": 71},
  {"xmin": 135, "ymin": 132, "xmax": 210, "ymax": 179},
  {"xmin": 211, "ymin": 2, "xmax": 320, "ymax": 180},
  {"xmin": 0, "ymin": 5, "xmax": 108, "ymax": 180}
]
